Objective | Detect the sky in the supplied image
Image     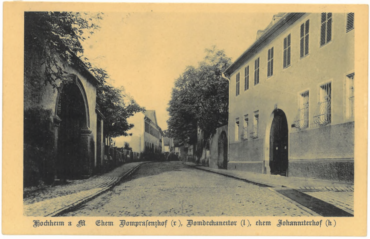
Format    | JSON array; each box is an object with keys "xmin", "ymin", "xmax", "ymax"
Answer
[{"xmin": 81, "ymin": 10, "xmax": 277, "ymax": 131}]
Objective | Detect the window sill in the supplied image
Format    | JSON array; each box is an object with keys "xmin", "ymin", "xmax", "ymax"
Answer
[
  {"xmin": 300, "ymin": 53, "xmax": 310, "ymax": 60},
  {"xmin": 320, "ymin": 40, "xmax": 332, "ymax": 48},
  {"xmin": 293, "ymin": 126, "xmax": 309, "ymax": 131}
]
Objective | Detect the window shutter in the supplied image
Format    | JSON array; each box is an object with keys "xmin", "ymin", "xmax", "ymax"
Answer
[
  {"xmin": 320, "ymin": 21, "xmax": 326, "ymax": 46},
  {"xmin": 300, "ymin": 34, "xmax": 304, "ymax": 57},
  {"xmin": 347, "ymin": 13, "xmax": 354, "ymax": 32},
  {"xmin": 327, "ymin": 16, "xmax": 332, "ymax": 42}
]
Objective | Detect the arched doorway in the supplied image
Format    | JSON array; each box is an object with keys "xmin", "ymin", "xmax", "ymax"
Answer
[
  {"xmin": 56, "ymin": 82, "xmax": 88, "ymax": 179},
  {"xmin": 269, "ymin": 109, "xmax": 289, "ymax": 176},
  {"xmin": 218, "ymin": 131, "xmax": 228, "ymax": 169}
]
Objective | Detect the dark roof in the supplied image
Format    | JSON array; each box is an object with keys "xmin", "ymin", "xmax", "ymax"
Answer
[
  {"xmin": 224, "ymin": 13, "xmax": 305, "ymax": 76},
  {"xmin": 144, "ymin": 110, "xmax": 158, "ymax": 125},
  {"xmin": 163, "ymin": 137, "xmax": 172, "ymax": 146},
  {"xmin": 70, "ymin": 51, "xmax": 101, "ymax": 86}
]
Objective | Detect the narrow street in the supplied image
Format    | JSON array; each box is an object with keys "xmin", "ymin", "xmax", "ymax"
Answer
[{"xmin": 62, "ymin": 161, "xmax": 314, "ymax": 217}]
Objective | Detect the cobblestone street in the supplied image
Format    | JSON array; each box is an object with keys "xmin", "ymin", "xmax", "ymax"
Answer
[{"xmin": 62, "ymin": 161, "xmax": 315, "ymax": 217}]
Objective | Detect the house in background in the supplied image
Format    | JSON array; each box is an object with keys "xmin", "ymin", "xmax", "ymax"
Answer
[
  {"xmin": 224, "ymin": 12, "xmax": 354, "ymax": 181},
  {"xmin": 162, "ymin": 137, "xmax": 174, "ymax": 153},
  {"xmin": 119, "ymin": 110, "xmax": 163, "ymax": 159}
]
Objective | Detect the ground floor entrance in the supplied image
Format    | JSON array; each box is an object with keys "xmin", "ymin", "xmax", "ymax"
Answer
[
  {"xmin": 269, "ymin": 109, "xmax": 288, "ymax": 176},
  {"xmin": 56, "ymin": 82, "xmax": 93, "ymax": 179},
  {"xmin": 218, "ymin": 131, "xmax": 228, "ymax": 169}
]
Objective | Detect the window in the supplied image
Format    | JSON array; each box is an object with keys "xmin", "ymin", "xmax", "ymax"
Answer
[
  {"xmin": 252, "ymin": 112, "xmax": 259, "ymax": 138},
  {"xmin": 346, "ymin": 13, "xmax": 354, "ymax": 32},
  {"xmin": 283, "ymin": 34, "xmax": 291, "ymax": 68},
  {"xmin": 243, "ymin": 115, "xmax": 248, "ymax": 139},
  {"xmin": 267, "ymin": 47, "xmax": 274, "ymax": 77},
  {"xmin": 254, "ymin": 58, "xmax": 260, "ymax": 85},
  {"xmin": 346, "ymin": 73, "xmax": 354, "ymax": 119},
  {"xmin": 315, "ymin": 82, "xmax": 331, "ymax": 125},
  {"xmin": 244, "ymin": 66, "xmax": 249, "ymax": 91},
  {"xmin": 300, "ymin": 20, "xmax": 310, "ymax": 58},
  {"xmin": 235, "ymin": 118, "xmax": 240, "ymax": 141},
  {"xmin": 299, "ymin": 91, "xmax": 309, "ymax": 128},
  {"xmin": 320, "ymin": 13, "xmax": 332, "ymax": 46},
  {"xmin": 145, "ymin": 122, "xmax": 150, "ymax": 133},
  {"xmin": 236, "ymin": 72, "xmax": 240, "ymax": 96}
]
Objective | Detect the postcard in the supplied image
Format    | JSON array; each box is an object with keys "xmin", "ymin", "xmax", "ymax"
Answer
[{"xmin": 2, "ymin": 2, "xmax": 368, "ymax": 236}]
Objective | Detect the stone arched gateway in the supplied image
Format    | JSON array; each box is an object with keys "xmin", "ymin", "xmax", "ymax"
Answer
[
  {"xmin": 54, "ymin": 76, "xmax": 94, "ymax": 179},
  {"xmin": 218, "ymin": 131, "xmax": 228, "ymax": 169}
]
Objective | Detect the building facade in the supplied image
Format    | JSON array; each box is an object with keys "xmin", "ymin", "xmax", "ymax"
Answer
[
  {"xmin": 224, "ymin": 13, "xmax": 354, "ymax": 181},
  {"xmin": 122, "ymin": 110, "xmax": 163, "ymax": 158},
  {"xmin": 162, "ymin": 137, "xmax": 174, "ymax": 153}
]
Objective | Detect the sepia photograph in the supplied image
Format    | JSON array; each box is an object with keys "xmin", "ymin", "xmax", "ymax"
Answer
[{"xmin": 2, "ymin": 2, "xmax": 368, "ymax": 236}]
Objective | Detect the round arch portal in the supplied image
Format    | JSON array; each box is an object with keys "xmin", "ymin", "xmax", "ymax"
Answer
[
  {"xmin": 264, "ymin": 108, "xmax": 289, "ymax": 176},
  {"xmin": 55, "ymin": 77, "xmax": 92, "ymax": 179}
]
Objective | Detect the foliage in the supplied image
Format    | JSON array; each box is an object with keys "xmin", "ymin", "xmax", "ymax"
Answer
[
  {"xmin": 25, "ymin": 11, "xmax": 102, "ymax": 88},
  {"xmin": 24, "ymin": 108, "xmax": 55, "ymax": 186},
  {"xmin": 97, "ymin": 83, "xmax": 145, "ymax": 139},
  {"xmin": 25, "ymin": 11, "xmax": 145, "ymax": 139},
  {"xmin": 124, "ymin": 142, "xmax": 131, "ymax": 149},
  {"xmin": 167, "ymin": 47, "xmax": 231, "ymax": 144}
]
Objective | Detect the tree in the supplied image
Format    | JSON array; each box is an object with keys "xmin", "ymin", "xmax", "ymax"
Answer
[
  {"xmin": 25, "ymin": 12, "xmax": 102, "ymax": 88},
  {"xmin": 124, "ymin": 142, "xmax": 131, "ymax": 150},
  {"xmin": 97, "ymin": 82, "xmax": 145, "ymax": 141},
  {"xmin": 24, "ymin": 11, "xmax": 145, "ymax": 141},
  {"xmin": 167, "ymin": 46, "xmax": 231, "ymax": 145}
]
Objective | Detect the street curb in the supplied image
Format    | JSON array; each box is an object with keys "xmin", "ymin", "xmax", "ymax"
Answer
[
  {"xmin": 194, "ymin": 165, "xmax": 322, "ymax": 216},
  {"xmin": 45, "ymin": 162, "xmax": 146, "ymax": 217},
  {"xmin": 194, "ymin": 166, "xmax": 354, "ymax": 191},
  {"xmin": 194, "ymin": 165, "xmax": 353, "ymax": 217},
  {"xmin": 193, "ymin": 166, "xmax": 271, "ymax": 188},
  {"xmin": 267, "ymin": 188, "xmax": 321, "ymax": 216}
]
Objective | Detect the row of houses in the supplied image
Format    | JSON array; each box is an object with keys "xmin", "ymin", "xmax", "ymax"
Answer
[
  {"xmin": 189, "ymin": 12, "xmax": 355, "ymax": 182},
  {"xmin": 119, "ymin": 110, "xmax": 179, "ymax": 160}
]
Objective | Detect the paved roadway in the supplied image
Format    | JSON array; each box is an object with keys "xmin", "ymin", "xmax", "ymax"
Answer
[{"xmin": 63, "ymin": 161, "xmax": 314, "ymax": 217}]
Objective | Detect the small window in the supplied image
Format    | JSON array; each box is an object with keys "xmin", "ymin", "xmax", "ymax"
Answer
[
  {"xmin": 244, "ymin": 66, "xmax": 249, "ymax": 91},
  {"xmin": 267, "ymin": 47, "xmax": 274, "ymax": 77},
  {"xmin": 254, "ymin": 58, "xmax": 260, "ymax": 85},
  {"xmin": 346, "ymin": 13, "xmax": 354, "ymax": 32},
  {"xmin": 253, "ymin": 112, "xmax": 259, "ymax": 138},
  {"xmin": 235, "ymin": 118, "xmax": 240, "ymax": 141},
  {"xmin": 300, "ymin": 20, "xmax": 310, "ymax": 58},
  {"xmin": 346, "ymin": 73, "xmax": 354, "ymax": 119},
  {"xmin": 320, "ymin": 13, "xmax": 332, "ymax": 46},
  {"xmin": 314, "ymin": 82, "xmax": 331, "ymax": 125},
  {"xmin": 283, "ymin": 34, "xmax": 291, "ymax": 68},
  {"xmin": 243, "ymin": 115, "xmax": 248, "ymax": 139},
  {"xmin": 299, "ymin": 91, "xmax": 309, "ymax": 128},
  {"xmin": 236, "ymin": 73, "xmax": 240, "ymax": 96}
]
